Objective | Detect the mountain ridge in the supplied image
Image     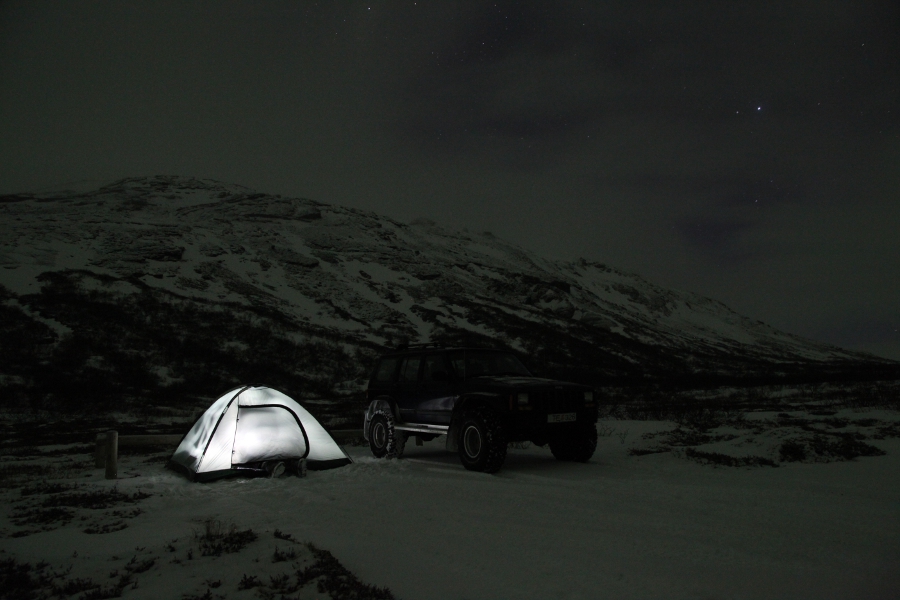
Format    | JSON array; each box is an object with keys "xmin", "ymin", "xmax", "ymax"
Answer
[{"xmin": 2, "ymin": 175, "xmax": 897, "ymax": 413}]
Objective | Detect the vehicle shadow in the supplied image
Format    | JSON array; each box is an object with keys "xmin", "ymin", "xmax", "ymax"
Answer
[{"xmin": 399, "ymin": 443, "xmax": 610, "ymax": 478}]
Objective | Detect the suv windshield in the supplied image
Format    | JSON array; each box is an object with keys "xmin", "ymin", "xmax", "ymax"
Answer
[{"xmin": 449, "ymin": 350, "xmax": 532, "ymax": 379}]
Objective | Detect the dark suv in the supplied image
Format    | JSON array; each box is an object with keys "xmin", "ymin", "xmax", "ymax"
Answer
[{"xmin": 362, "ymin": 344, "xmax": 599, "ymax": 473}]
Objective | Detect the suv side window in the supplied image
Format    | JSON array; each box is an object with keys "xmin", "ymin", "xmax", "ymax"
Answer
[
  {"xmin": 373, "ymin": 357, "xmax": 399, "ymax": 383},
  {"xmin": 422, "ymin": 353, "xmax": 449, "ymax": 382},
  {"xmin": 449, "ymin": 351, "xmax": 465, "ymax": 379},
  {"xmin": 398, "ymin": 355, "xmax": 422, "ymax": 383}
]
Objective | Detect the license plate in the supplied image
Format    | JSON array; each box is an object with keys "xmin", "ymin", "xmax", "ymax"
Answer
[{"xmin": 547, "ymin": 413, "xmax": 576, "ymax": 423}]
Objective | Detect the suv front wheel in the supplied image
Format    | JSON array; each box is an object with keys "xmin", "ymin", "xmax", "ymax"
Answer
[
  {"xmin": 458, "ymin": 408, "xmax": 507, "ymax": 473},
  {"xmin": 368, "ymin": 409, "xmax": 407, "ymax": 459}
]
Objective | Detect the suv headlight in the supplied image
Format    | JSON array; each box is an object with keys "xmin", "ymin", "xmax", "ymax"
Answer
[{"xmin": 517, "ymin": 393, "xmax": 529, "ymax": 406}]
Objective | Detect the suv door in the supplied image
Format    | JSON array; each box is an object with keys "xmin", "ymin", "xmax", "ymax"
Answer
[
  {"xmin": 394, "ymin": 354, "xmax": 422, "ymax": 422},
  {"xmin": 368, "ymin": 356, "xmax": 400, "ymax": 398},
  {"xmin": 416, "ymin": 352, "xmax": 455, "ymax": 424}
]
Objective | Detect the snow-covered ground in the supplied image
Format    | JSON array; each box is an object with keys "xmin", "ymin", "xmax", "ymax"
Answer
[{"xmin": 2, "ymin": 411, "xmax": 898, "ymax": 599}]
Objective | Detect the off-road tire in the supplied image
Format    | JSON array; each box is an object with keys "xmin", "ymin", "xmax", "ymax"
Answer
[
  {"xmin": 458, "ymin": 408, "xmax": 507, "ymax": 473},
  {"xmin": 368, "ymin": 410, "xmax": 407, "ymax": 459},
  {"xmin": 549, "ymin": 422, "xmax": 598, "ymax": 462}
]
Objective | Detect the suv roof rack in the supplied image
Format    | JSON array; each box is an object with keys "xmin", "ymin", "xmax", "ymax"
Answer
[{"xmin": 395, "ymin": 342, "xmax": 445, "ymax": 351}]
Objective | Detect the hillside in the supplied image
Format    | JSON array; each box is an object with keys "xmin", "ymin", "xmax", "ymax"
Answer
[{"xmin": 1, "ymin": 176, "xmax": 896, "ymax": 415}]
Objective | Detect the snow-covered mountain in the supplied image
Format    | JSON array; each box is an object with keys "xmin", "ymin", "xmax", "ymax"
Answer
[{"xmin": 1, "ymin": 176, "xmax": 895, "ymax": 412}]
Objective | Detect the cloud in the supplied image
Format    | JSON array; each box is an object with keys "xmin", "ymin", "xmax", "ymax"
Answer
[
  {"xmin": 393, "ymin": 1, "xmax": 900, "ymax": 170},
  {"xmin": 676, "ymin": 217, "xmax": 753, "ymax": 263}
]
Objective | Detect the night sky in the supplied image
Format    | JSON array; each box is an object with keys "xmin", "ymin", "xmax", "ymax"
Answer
[{"xmin": 1, "ymin": 1, "xmax": 898, "ymax": 360}]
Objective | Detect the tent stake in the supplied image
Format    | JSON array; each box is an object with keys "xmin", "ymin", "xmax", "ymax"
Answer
[{"xmin": 105, "ymin": 430, "xmax": 118, "ymax": 480}]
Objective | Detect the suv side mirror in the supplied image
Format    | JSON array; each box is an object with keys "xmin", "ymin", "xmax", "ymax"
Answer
[{"xmin": 431, "ymin": 370, "xmax": 448, "ymax": 382}]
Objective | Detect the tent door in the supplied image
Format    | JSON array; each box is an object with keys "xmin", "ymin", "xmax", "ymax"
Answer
[{"xmin": 231, "ymin": 405, "xmax": 308, "ymax": 465}]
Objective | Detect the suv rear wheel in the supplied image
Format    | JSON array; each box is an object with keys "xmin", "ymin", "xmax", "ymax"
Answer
[
  {"xmin": 549, "ymin": 422, "xmax": 598, "ymax": 462},
  {"xmin": 368, "ymin": 409, "xmax": 407, "ymax": 459},
  {"xmin": 458, "ymin": 408, "xmax": 507, "ymax": 473}
]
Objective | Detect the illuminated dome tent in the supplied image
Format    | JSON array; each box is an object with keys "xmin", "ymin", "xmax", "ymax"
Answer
[{"xmin": 169, "ymin": 385, "xmax": 351, "ymax": 482}]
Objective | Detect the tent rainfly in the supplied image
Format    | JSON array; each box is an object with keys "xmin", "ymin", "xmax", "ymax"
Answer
[{"xmin": 168, "ymin": 385, "xmax": 351, "ymax": 482}]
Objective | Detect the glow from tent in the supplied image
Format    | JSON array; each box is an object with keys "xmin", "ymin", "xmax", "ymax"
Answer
[
  {"xmin": 238, "ymin": 387, "xmax": 349, "ymax": 462},
  {"xmin": 232, "ymin": 406, "xmax": 307, "ymax": 464},
  {"xmin": 171, "ymin": 388, "xmax": 242, "ymax": 471},
  {"xmin": 169, "ymin": 385, "xmax": 351, "ymax": 480}
]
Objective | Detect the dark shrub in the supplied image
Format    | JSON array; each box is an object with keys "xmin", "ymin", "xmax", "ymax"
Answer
[{"xmin": 779, "ymin": 440, "xmax": 808, "ymax": 462}]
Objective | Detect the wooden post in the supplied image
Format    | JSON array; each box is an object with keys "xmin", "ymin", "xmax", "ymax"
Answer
[
  {"xmin": 105, "ymin": 430, "xmax": 118, "ymax": 480},
  {"xmin": 95, "ymin": 433, "xmax": 107, "ymax": 468}
]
